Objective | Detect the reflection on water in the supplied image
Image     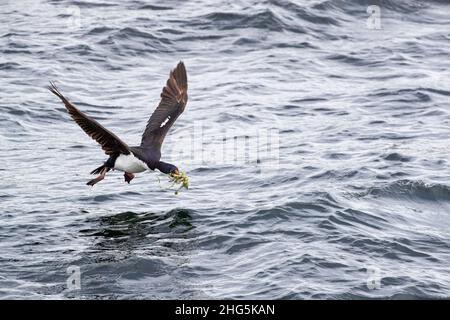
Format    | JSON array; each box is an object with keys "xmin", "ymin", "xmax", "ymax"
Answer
[
  {"xmin": 81, "ymin": 209, "xmax": 194, "ymax": 239},
  {"xmin": 67, "ymin": 209, "xmax": 199, "ymax": 299}
]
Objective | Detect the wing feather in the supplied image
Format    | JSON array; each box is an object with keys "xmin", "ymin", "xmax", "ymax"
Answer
[
  {"xmin": 141, "ymin": 61, "xmax": 188, "ymax": 150},
  {"xmin": 48, "ymin": 82, "xmax": 130, "ymax": 156}
]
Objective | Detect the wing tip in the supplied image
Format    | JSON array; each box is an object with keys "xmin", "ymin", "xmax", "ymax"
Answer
[
  {"xmin": 177, "ymin": 60, "xmax": 185, "ymax": 68},
  {"xmin": 173, "ymin": 60, "xmax": 187, "ymax": 90},
  {"xmin": 47, "ymin": 81, "xmax": 76, "ymax": 113},
  {"xmin": 48, "ymin": 81, "xmax": 64, "ymax": 100},
  {"xmin": 48, "ymin": 80, "xmax": 57, "ymax": 93},
  {"xmin": 176, "ymin": 61, "xmax": 186, "ymax": 74},
  {"xmin": 47, "ymin": 81, "xmax": 62, "ymax": 99}
]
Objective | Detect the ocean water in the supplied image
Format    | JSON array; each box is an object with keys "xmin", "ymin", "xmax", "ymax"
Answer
[{"xmin": 1, "ymin": 0, "xmax": 450, "ymax": 299}]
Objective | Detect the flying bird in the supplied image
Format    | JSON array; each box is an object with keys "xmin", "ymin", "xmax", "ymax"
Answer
[{"xmin": 49, "ymin": 61, "xmax": 188, "ymax": 186}]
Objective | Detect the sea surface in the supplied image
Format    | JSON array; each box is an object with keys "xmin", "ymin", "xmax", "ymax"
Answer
[{"xmin": 1, "ymin": 0, "xmax": 450, "ymax": 299}]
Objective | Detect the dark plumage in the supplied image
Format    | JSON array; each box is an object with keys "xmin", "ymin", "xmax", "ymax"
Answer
[{"xmin": 49, "ymin": 61, "xmax": 188, "ymax": 186}]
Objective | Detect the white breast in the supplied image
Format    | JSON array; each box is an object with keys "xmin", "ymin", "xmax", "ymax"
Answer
[{"xmin": 114, "ymin": 153, "xmax": 149, "ymax": 173}]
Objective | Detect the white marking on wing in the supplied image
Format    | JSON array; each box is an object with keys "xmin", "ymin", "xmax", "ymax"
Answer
[{"xmin": 160, "ymin": 116, "xmax": 171, "ymax": 128}]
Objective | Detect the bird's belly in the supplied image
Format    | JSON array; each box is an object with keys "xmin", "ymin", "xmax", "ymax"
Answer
[{"xmin": 114, "ymin": 154, "xmax": 148, "ymax": 173}]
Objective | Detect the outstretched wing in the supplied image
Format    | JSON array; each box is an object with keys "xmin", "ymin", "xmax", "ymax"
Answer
[
  {"xmin": 141, "ymin": 61, "xmax": 188, "ymax": 150},
  {"xmin": 48, "ymin": 82, "xmax": 130, "ymax": 156}
]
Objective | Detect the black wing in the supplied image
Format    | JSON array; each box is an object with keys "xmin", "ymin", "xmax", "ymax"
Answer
[
  {"xmin": 48, "ymin": 82, "xmax": 130, "ymax": 156},
  {"xmin": 141, "ymin": 61, "xmax": 188, "ymax": 150}
]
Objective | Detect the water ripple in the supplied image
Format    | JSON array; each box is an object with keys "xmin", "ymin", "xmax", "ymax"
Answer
[{"xmin": 1, "ymin": 0, "xmax": 450, "ymax": 300}]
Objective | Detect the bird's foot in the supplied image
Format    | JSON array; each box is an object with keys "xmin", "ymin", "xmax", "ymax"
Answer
[
  {"xmin": 87, "ymin": 175, "xmax": 104, "ymax": 186},
  {"xmin": 87, "ymin": 179, "xmax": 98, "ymax": 186},
  {"xmin": 124, "ymin": 172, "xmax": 135, "ymax": 184},
  {"xmin": 87, "ymin": 167, "xmax": 107, "ymax": 186}
]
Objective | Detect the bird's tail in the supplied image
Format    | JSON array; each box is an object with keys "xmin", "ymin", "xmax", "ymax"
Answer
[{"xmin": 90, "ymin": 164, "xmax": 106, "ymax": 175}]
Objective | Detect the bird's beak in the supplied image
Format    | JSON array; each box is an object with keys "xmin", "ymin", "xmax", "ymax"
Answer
[{"xmin": 171, "ymin": 169, "xmax": 179, "ymax": 176}]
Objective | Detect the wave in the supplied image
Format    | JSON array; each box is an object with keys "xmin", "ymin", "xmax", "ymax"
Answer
[
  {"xmin": 370, "ymin": 87, "xmax": 450, "ymax": 100},
  {"xmin": 67, "ymin": 1, "xmax": 118, "ymax": 8},
  {"xmin": 361, "ymin": 180, "xmax": 450, "ymax": 201},
  {"xmin": 191, "ymin": 10, "xmax": 294, "ymax": 32},
  {"xmin": 312, "ymin": 0, "xmax": 429, "ymax": 15},
  {"xmin": 95, "ymin": 27, "xmax": 173, "ymax": 54},
  {"xmin": 0, "ymin": 62, "xmax": 21, "ymax": 70}
]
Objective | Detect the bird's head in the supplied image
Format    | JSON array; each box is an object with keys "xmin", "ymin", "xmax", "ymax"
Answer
[
  {"xmin": 168, "ymin": 164, "xmax": 179, "ymax": 176},
  {"xmin": 156, "ymin": 161, "xmax": 178, "ymax": 175}
]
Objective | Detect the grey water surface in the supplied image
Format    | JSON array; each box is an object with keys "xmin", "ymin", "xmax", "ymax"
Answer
[{"xmin": 1, "ymin": 0, "xmax": 450, "ymax": 299}]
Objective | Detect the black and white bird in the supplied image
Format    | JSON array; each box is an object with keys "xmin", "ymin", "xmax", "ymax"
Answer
[{"xmin": 49, "ymin": 61, "xmax": 188, "ymax": 186}]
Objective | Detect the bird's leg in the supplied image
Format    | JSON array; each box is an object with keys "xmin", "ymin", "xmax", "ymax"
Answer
[
  {"xmin": 124, "ymin": 172, "xmax": 135, "ymax": 184},
  {"xmin": 87, "ymin": 167, "xmax": 108, "ymax": 186}
]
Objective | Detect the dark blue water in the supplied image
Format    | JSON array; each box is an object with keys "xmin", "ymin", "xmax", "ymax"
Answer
[{"xmin": 1, "ymin": 0, "xmax": 450, "ymax": 299}]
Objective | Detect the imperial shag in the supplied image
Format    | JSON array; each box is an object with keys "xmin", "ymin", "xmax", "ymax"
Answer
[{"xmin": 49, "ymin": 61, "xmax": 188, "ymax": 186}]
